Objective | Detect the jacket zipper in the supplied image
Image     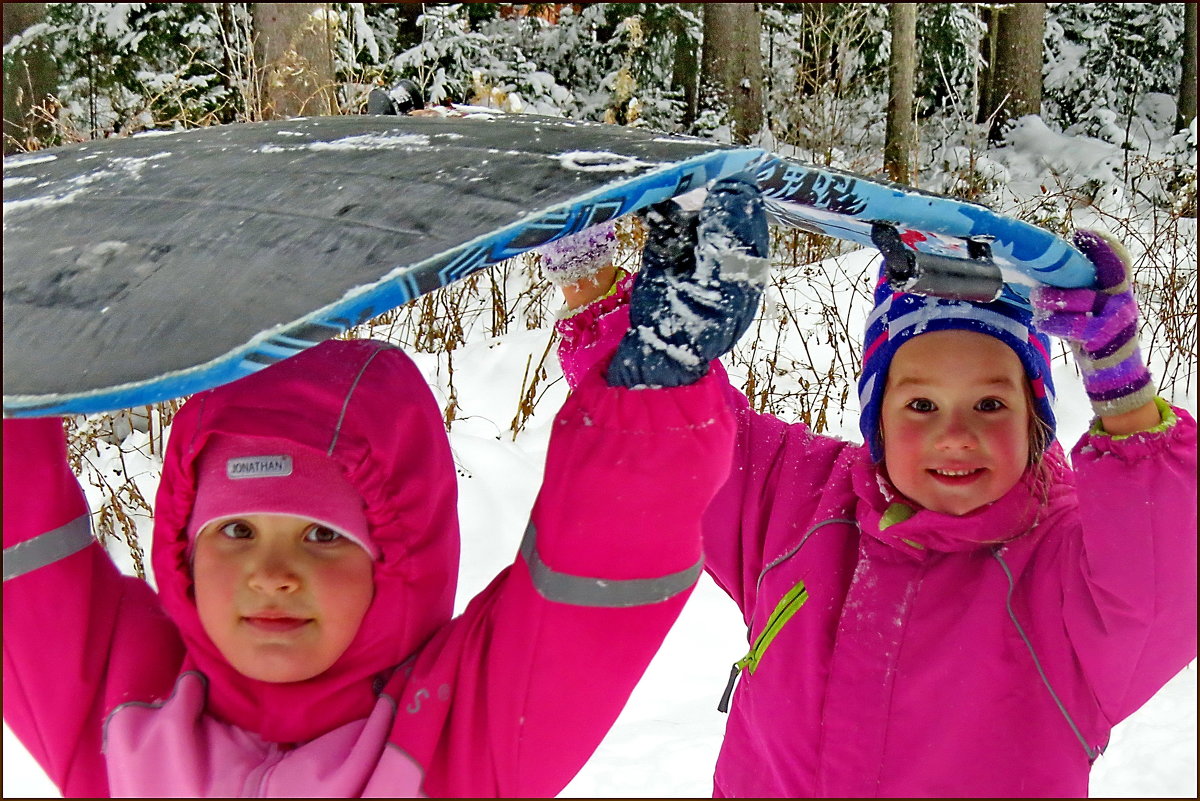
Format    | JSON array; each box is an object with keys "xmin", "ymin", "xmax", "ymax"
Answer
[
  {"xmin": 991, "ymin": 546, "xmax": 1105, "ymax": 762},
  {"xmin": 718, "ymin": 579, "xmax": 809, "ymax": 712}
]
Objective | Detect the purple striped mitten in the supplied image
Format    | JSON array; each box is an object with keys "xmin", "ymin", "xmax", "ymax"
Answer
[
  {"xmin": 536, "ymin": 219, "xmax": 618, "ymax": 287},
  {"xmin": 1031, "ymin": 229, "xmax": 1156, "ymax": 417}
]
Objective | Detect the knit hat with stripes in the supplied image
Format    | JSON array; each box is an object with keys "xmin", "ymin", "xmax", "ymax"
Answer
[{"xmin": 857, "ymin": 272, "xmax": 1056, "ymax": 462}]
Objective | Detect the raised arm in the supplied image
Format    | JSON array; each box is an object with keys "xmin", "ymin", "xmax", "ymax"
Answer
[
  {"xmin": 417, "ymin": 176, "xmax": 770, "ymax": 796},
  {"xmin": 548, "ymin": 182, "xmax": 845, "ymax": 619},
  {"xmin": 1061, "ymin": 401, "xmax": 1196, "ymax": 721},
  {"xmin": 1031, "ymin": 230, "xmax": 1198, "ymax": 721},
  {"xmin": 3, "ymin": 418, "xmax": 183, "ymax": 797}
]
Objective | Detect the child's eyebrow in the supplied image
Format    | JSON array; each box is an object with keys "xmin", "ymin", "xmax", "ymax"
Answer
[{"xmin": 891, "ymin": 375, "xmax": 1021, "ymax": 390}]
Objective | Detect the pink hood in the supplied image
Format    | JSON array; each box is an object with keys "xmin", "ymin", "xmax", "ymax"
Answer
[{"xmin": 152, "ymin": 339, "xmax": 460, "ymax": 744}]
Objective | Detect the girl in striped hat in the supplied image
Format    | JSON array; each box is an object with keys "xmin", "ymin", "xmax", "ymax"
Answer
[{"xmin": 552, "ymin": 189, "xmax": 1196, "ymax": 797}]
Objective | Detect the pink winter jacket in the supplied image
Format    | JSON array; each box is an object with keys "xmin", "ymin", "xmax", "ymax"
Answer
[
  {"xmin": 558, "ymin": 283, "xmax": 1198, "ymax": 798},
  {"xmin": 3, "ymin": 338, "xmax": 735, "ymax": 797}
]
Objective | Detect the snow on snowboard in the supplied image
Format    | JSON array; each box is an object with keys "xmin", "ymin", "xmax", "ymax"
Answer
[{"xmin": 3, "ymin": 110, "xmax": 1094, "ymax": 417}]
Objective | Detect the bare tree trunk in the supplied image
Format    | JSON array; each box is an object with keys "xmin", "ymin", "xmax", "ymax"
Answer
[
  {"xmin": 976, "ymin": 4, "xmax": 999, "ymax": 124},
  {"xmin": 252, "ymin": 3, "xmax": 337, "ymax": 119},
  {"xmin": 1178, "ymin": 2, "xmax": 1197, "ymax": 132},
  {"xmin": 671, "ymin": 4, "xmax": 700, "ymax": 132},
  {"xmin": 700, "ymin": 3, "xmax": 764, "ymax": 144},
  {"xmin": 3, "ymin": 2, "xmax": 57, "ymax": 154},
  {"xmin": 985, "ymin": 2, "xmax": 1045, "ymax": 146},
  {"xmin": 884, "ymin": 3, "xmax": 917, "ymax": 184}
]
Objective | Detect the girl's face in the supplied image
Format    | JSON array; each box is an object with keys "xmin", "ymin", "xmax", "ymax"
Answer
[
  {"xmin": 880, "ymin": 329, "xmax": 1031, "ymax": 516},
  {"xmin": 192, "ymin": 513, "xmax": 374, "ymax": 683}
]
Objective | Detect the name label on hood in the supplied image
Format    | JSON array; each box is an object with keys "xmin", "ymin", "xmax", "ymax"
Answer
[{"xmin": 226, "ymin": 455, "xmax": 293, "ymax": 479}]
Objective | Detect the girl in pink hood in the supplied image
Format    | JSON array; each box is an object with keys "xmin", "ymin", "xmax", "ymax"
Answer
[
  {"xmin": 2, "ymin": 183, "xmax": 766, "ymax": 797},
  {"xmin": 555, "ymin": 182, "xmax": 1196, "ymax": 797}
]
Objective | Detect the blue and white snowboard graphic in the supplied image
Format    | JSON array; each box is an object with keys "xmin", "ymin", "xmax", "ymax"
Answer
[{"xmin": 3, "ymin": 112, "xmax": 1093, "ymax": 417}]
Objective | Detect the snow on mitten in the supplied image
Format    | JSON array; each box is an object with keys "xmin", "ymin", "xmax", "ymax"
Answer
[
  {"xmin": 1031, "ymin": 229, "xmax": 1155, "ymax": 417},
  {"xmin": 536, "ymin": 219, "xmax": 619, "ymax": 288},
  {"xmin": 606, "ymin": 174, "xmax": 770, "ymax": 389}
]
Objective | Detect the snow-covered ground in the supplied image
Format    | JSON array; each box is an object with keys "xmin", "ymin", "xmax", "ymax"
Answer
[{"xmin": 4, "ymin": 115, "xmax": 1196, "ymax": 796}]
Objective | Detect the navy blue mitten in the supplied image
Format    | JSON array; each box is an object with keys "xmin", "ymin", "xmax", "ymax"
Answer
[{"xmin": 606, "ymin": 174, "xmax": 770, "ymax": 388}]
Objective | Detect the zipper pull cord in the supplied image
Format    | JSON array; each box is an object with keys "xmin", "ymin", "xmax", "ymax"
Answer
[{"xmin": 718, "ymin": 654, "xmax": 753, "ymax": 713}]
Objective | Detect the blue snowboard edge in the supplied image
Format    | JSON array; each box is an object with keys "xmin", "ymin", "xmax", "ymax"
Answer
[{"xmin": 3, "ymin": 147, "xmax": 764, "ymax": 418}]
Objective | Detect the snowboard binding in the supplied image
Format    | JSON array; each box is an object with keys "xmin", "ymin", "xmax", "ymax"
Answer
[{"xmin": 871, "ymin": 222, "xmax": 1003, "ymax": 304}]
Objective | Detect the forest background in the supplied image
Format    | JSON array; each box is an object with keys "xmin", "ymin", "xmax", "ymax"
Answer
[{"xmin": 2, "ymin": 2, "xmax": 1197, "ymax": 797}]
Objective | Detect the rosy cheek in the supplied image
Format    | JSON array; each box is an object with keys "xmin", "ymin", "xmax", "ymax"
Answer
[
  {"xmin": 989, "ymin": 418, "xmax": 1028, "ymax": 459},
  {"xmin": 881, "ymin": 419, "xmax": 925, "ymax": 489},
  {"xmin": 192, "ymin": 551, "xmax": 238, "ymax": 617},
  {"xmin": 883, "ymin": 418, "xmax": 924, "ymax": 458},
  {"xmin": 973, "ymin": 423, "xmax": 1029, "ymax": 496}
]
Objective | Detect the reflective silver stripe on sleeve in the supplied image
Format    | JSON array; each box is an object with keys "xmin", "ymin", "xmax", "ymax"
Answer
[
  {"xmin": 519, "ymin": 522, "xmax": 702, "ymax": 607},
  {"xmin": 3, "ymin": 515, "xmax": 94, "ymax": 582}
]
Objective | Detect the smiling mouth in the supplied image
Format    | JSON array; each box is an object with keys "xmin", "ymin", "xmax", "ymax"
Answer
[{"xmin": 927, "ymin": 467, "xmax": 985, "ymax": 483}]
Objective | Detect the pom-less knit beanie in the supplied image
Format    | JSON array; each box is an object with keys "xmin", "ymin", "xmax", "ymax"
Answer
[
  {"xmin": 188, "ymin": 433, "xmax": 376, "ymax": 559},
  {"xmin": 857, "ymin": 272, "xmax": 1057, "ymax": 463}
]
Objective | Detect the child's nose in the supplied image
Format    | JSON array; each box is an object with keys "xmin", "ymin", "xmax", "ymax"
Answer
[
  {"xmin": 248, "ymin": 550, "xmax": 301, "ymax": 593},
  {"xmin": 935, "ymin": 413, "xmax": 978, "ymax": 450}
]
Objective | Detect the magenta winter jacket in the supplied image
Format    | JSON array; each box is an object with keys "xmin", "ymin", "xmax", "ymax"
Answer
[
  {"xmin": 3, "ymin": 338, "xmax": 735, "ymax": 797},
  {"xmin": 558, "ymin": 283, "xmax": 1197, "ymax": 798}
]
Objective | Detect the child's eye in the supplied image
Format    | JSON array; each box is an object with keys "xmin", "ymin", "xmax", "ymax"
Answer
[
  {"xmin": 218, "ymin": 520, "xmax": 254, "ymax": 540},
  {"xmin": 304, "ymin": 525, "xmax": 344, "ymax": 544},
  {"xmin": 976, "ymin": 397, "xmax": 1007, "ymax": 412},
  {"xmin": 906, "ymin": 398, "xmax": 936, "ymax": 413}
]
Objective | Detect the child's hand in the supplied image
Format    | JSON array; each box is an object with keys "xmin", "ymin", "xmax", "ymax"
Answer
[
  {"xmin": 606, "ymin": 174, "xmax": 769, "ymax": 388},
  {"xmin": 1031, "ymin": 229, "xmax": 1156, "ymax": 418},
  {"xmin": 536, "ymin": 218, "xmax": 621, "ymax": 312}
]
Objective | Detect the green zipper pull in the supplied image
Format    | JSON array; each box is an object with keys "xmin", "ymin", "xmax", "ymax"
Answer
[{"xmin": 717, "ymin": 579, "xmax": 809, "ymax": 714}]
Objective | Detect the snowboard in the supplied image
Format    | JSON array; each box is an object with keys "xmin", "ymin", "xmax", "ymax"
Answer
[
  {"xmin": 752, "ymin": 157, "xmax": 1094, "ymax": 304},
  {"xmin": 3, "ymin": 111, "xmax": 1094, "ymax": 418}
]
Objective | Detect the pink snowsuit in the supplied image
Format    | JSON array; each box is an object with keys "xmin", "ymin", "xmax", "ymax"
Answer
[
  {"xmin": 3, "ymin": 338, "xmax": 735, "ymax": 797},
  {"xmin": 558, "ymin": 282, "xmax": 1198, "ymax": 798}
]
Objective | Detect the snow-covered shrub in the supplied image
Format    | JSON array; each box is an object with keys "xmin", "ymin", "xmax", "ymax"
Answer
[
  {"xmin": 760, "ymin": 3, "xmax": 889, "ymax": 159},
  {"xmin": 1044, "ymin": 4, "xmax": 1186, "ymax": 141},
  {"xmin": 915, "ymin": 3, "xmax": 987, "ymax": 118},
  {"xmin": 4, "ymin": 3, "xmax": 236, "ymax": 142},
  {"xmin": 350, "ymin": 3, "xmax": 694, "ymax": 129}
]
